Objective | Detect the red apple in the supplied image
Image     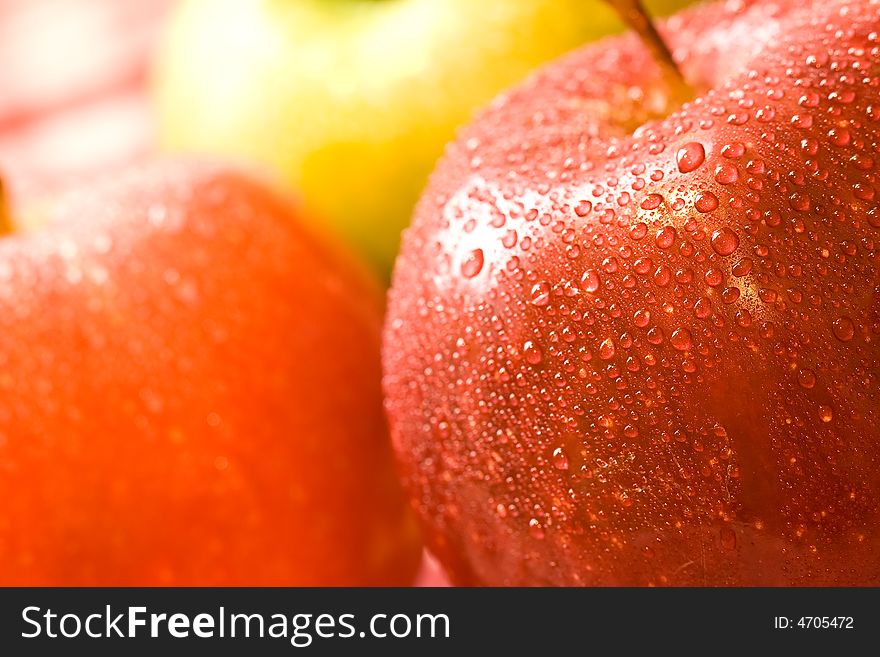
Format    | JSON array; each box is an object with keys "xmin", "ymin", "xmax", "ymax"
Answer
[
  {"xmin": 384, "ymin": 0, "xmax": 880, "ymax": 585},
  {"xmin": 0, "ymin": 161, "xmax": 420, "ymax": 585}
]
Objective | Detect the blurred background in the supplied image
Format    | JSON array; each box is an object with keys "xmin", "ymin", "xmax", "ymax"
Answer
[{"xmin": 0, "ymin": 0, "xmax": 170, "ymax": 200}]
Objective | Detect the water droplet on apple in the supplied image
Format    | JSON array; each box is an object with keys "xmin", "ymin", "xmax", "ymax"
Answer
[
  {"xmin": 653, "ymin": 265, "xmax": 672, "ymax": 287},
  {"xmin": 629, "ymin": 222, "xmax": 648, "ymax": 240},
  {"xmin": 721, "ymin": 287, "xmax": 740, "ymax": 304},
  {"xmin": 647, "ymin": 327, "xmax": 665, "ymax": 345},
  {"xmin": 575, "ymin": 200, "xmax": 592, "ymax": 217},
  {"xmin": 523, "ymin": 341, "xmax": 543, "ymax": 364},
  {"xmin": 632, "ymin": 257, "xmax": 651, "ymax": 275},
  {"xmin": 460, "ymin": 249, "xmax": 484, "ymax": 278},
  {"xmin": 598, "ymin": 338, "xmax": 616, "ymax": 360},
  {"xmin": 581, "ymin": 269, "xmax": 601, "ymax": 292},
  {"xmin": 633, "ymin": 309, "xmax": 650, "ymax": 327},
  {"xmin": 728, "ymin": 111, "xmax": 749, "ymax": 126},
  {"xmin": 530, "ymin": 282, "xmax": 551, "ymax": 307},
  {"xmin": 798, "ymin": 369, "xmax": 816, "ymax": 389},
  {"xmin": 828, "ymin": 127, "xmax": 851, "ymax": 146},
  {"xmin": 735, "ymin": 309, "xmax": 752, "ymax": 327},
  {"xmin": 789, "ymin": 192, "xmax": 811, "ymax": 212},
  {"xmin": 799, "ymin": 91, "xmax": 820, "ymax": 107},
  {"xmin": 758, "ymin": 321, "xmax": 775, "ymax": 339},
  {"xmin": 640, "ymin": 194, "xmax": 663, "ymax": 210},
  {"xmin": 528, "ymin": 518, "xmax": 545, "ymax": 540},
  {"xmin": 695, "ymin": 191, "xmax": 719, "ymax": 213},
  {"xmin": 676, "ymin": 142, "xmax": 706, "ymax": 173},
  {"xmin": 655, "ymin": 226, "xmax": 676, "ymax": 249},
  {"xmin": 705, "ymin": 268, "xmax": 723, "ymax": 287},
  {"xmin": 854, "ymin": 184, "xmax": 875, "ymax": 201},
  {"xmin": 791, "ymin": 113, "xmax": 813, "ymax": 129},
  {"xmin": 758, "ymin": 288, "xmax": 777, "ymax": 303},
  {"xmin": 710, "ymin": 228, "xmax": 739, "ymax": 256},
  {"xmin": 832, "ymin": 316, "xmax": 855, "ymax": 342},
  {"xmin": 670, "ymin": 328, "xmax": 693, "ymax": 351},
  {"xmin": 694, "ymin": 297, "xmax": 711, "ymax": 318},
  {"xmin": 800, "ymin": 137, "xmax": 819, "ymax": 155},
  {"xmin": 552, "ymin": 447, "xmax": 570, "ymax": 471},
  {"xmin": 746, "ymin": 158, "xmax": 765, "ymax": 175},
  {"xmin": 721, "ymin": 142, "xmax": 745, "ymax": 158},
  {"xmin": 714, "ymin": 163, "xmax": 739, "ymax": 184}
]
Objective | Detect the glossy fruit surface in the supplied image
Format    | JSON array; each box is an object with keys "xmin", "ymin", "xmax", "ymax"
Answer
[
  {"xmin": 384, "ymin": 0, "xmax": 880, "ymax": 585},
  {"xmin": 0, "ymin": 162, "xmax": 419, "ymax": 585},
  {"xmin": 156, "ymin": 0, "xmax": 691, "ymax": 272}
]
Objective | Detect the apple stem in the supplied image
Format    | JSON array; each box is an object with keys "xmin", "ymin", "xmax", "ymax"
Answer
[
  {"xmin": 604, "ymin": 0, "xmax": 690, "ymax": 94},
  {"xmin": 0, "ymin": 178, "xmax": 10, "ymax": 235}
]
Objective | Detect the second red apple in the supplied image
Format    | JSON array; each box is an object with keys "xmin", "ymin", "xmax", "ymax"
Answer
[{"xmin": 0, "ymin": 161, "xmax": 420, "ymax": 585}]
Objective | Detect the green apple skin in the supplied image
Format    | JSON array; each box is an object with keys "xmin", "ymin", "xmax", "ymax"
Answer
[{"xmin": 155, "ymin": 0, "xmax": 692, "ymax": 274}]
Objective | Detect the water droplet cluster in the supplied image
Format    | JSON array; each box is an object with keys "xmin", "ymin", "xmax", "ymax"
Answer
[{"xmin": 385, "ymin": 0, "xmax": 880, "ymax": 585}]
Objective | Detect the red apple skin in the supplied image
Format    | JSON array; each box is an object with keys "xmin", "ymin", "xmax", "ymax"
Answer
[
  {"xmin": 0, "ymin": 161, "xmax": 420, "ymax": 585},
  {"xmin": 384, "ymin": 0, "xmax": 880, "ymax": 585}
]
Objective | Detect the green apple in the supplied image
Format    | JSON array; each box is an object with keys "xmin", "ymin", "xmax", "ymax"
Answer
[{"xmin": 155, "ymin": 0, "xmax": 692, "ymax": 273}]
